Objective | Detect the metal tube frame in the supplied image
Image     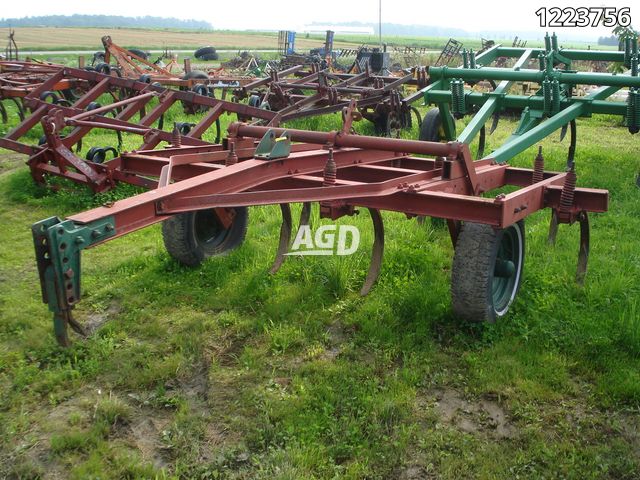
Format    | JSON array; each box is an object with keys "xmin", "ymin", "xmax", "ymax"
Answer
[
  {"xmin": 415, "ymin": 34, "xmax": 639, "ymax": 164},
  {"xmin": 31, "ymin": 116, "xmax": 608, "ymax": 345}
]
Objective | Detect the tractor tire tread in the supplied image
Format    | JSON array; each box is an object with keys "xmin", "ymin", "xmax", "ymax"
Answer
[
  {"xmin": 451, "ymin": 222, "xmax": 498, "ymax": 322},
  {"xmin": 162, "ymin": 208, "xmax": 249, "ymax": 267}
]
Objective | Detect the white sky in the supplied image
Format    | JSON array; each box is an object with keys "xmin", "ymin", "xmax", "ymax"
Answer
[{"xmin": 0, "ymin": 0, "xmax": 634, "ymax": 39}]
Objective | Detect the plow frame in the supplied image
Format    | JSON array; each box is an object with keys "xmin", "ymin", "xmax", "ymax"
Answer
[
  {"xmin": 99, "ymin": 36, "xmax": 257, "ymax": 90},
  {"xmin": 232, "ymin": 65, "xmax": 427, "ymax": 135},
  {"xmin": 30, "ymin": 119, "xmax": 607, "ymax": 346},
  {"xmin": 1, "ymin": 65, "xmax": 429, "ymax": 190},
  {"xmin": 0, "ymin": 67, "xmax": 285, "ymax": 186},
  {"xmin": 415, "ymin": 33, "xmax": 639, "ymax": 164}
]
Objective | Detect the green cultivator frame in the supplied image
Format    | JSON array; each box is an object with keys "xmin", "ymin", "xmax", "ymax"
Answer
[{"xmin": 417, "ymin": 32, "xmax": 640, "ymax": 167}]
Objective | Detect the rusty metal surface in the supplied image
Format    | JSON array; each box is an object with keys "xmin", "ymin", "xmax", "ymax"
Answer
[
  {"xmin": 231, "ymin": 65, "xmax": 425, "ymax": 136},
  {"xmin": 0, "ymin": 65, "xmax": 435, "ymax": 190},
  {"xmin": 18, "ymin": 98, "xmax": 610, "ymax": 345}
]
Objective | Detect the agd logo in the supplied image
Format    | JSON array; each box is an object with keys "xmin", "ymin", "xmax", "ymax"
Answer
[{"xmin": 285, "ymin": 225, "xmax": 360, "ymax": 256}]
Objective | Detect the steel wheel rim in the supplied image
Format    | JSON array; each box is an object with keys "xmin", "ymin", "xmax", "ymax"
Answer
[
  {"xmin": 194, "ymin": 209, "xmax": 228, "ymax": 248},
  {"xmin": 492, "ymin": 224, "xmax": 523, "ymax": 316}
]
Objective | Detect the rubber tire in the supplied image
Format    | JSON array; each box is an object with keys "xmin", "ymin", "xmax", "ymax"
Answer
[
  {"xmin": 451, "ymin": 221, "xmax": 525, "ymax": 322},
  {"xmin": 419, "ymin": 108, "xmax": 446, "ymax": 142},
  {"xmin": 198, "ymin": 52, "xmax": 219, "ymax": 61},
  {"xmin": 373, "ymin": 112, "xmax": 389, "ymax": 136},
  {"xmin": 191, "ymin": 84, "xmax": 209, "ymax": 97},
  {"xmin": 386, "ymin": 112, "xmax": 402, "ymax": 138},
  {"xmin": 180, "ymin": 71, "xmax": 210, "ymax": 113},
  {"xmin": 92, "ymin": 52, "xmax": 105, "ymax": 64},
  {"xmin": 181, "ymin": 70, "xmax": 209, "ymax": 81},
  {"xmin": 248, "ymin": 94, "xmax": 262, "ymax": 108},
  {"xmin": 194, "ymin": 46, "xmax": 217, "ymax": 59},
  {"xmin": 419, "ymin": 108, "xmax": 448, "ymax": 227},
  {"xmin": 94, "ymin": 62, "xmax": 111, "ymax": 75},
  {"xmin": 128, "ymin": 48, "xmax": 149, "ymax": 60},
  {"xmin": 162, "ymin": 208, "xmax": 248, "ymax": 267}
]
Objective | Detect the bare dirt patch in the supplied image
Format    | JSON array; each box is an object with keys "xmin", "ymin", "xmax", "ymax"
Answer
[
  {"xmin": 397, "ymin": 465, "xmax": 432, "ymax": 480},
  {"xmin": 0, "ymin": 388, "xmax": 99, "ymax": 479},
  {"xmin": 213, "ymin": 333, "xmax": 248, "ymax": 367},
  {"xmin": 432, "ymin": 388, "xmax": 516, "ymax": 439},
  {"xmin": 126, "ymin": 413, "xmax": 172, "ymax": 469},
  {"xmin": 321, "ymin": 321, "xmax": 349, "ymax": 361},
  {"xmin": 83, "ymin": 302, "xmax": 121, "ymax": 335},
  {"xmin": 165, "ymin": 357, "xmax": 240, "ymax": 462}
]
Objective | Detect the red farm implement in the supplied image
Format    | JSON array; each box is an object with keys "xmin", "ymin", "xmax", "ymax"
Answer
[
  {"xmin": 0, "ymin": 61, "xmax": 81, "ymax": 123},
  {"xmin": 231, "ymin": 64, "xmax": 427, "ymax": 136},
  {"xmin": 26, "ymin": 114, "xmax": 607, "ymax": 346}
]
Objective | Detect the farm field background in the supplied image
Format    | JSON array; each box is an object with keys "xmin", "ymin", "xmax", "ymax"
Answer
[
  {"xmin": 0, "ymin": 27, "xmax": 363, "ymax": 52},
  {"xmin": 0, "ymin": 87, "xmax": 639, "ymax": 478},
  {"xmin": 0, "ymin": 27, "xmax": 612, "ymax": 52}
]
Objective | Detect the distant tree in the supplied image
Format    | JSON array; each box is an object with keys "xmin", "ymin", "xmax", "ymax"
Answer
[
  {"xmin": 610, "ymin": 26, "xmax": 638, "ymax": 52},
  {"xmin": 612, "ymin": 25, "xmax": 638, "ymax": 40},
  {"xmin": 598, "ymin": 35, "xmax": 619, "ymax": 46},
  {"xmin": 0, "ymin": 14, "xmax": 213, "ymax": 30}
]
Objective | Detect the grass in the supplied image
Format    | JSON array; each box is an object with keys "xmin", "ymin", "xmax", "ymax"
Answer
[{"xmin": 0, "ymin": 90, "xmax": 639, "ymax": 478}]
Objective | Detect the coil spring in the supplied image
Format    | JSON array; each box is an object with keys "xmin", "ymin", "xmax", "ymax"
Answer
[
  {"xmin": 455, "ymin": 80, "xmax": 466, "ymax": 113},
  {"xmin": 627, "ymin": 88, "xmax": 636, "ymax": 131},
  {"xmin": 533, "ymin": 146, "xmax": 544, "ymax": 184},
  {"xmin": 457, "ymin": 81, "xmax": 465, "ymax": 113},
  {"xmin": 552, "ymin": 80, "xmax": 561, "ymax": 114},
  {"xmin": 225, "ymin": 141, "xmax": 238, "ymax": 166},
  {"xmin": 635, "ymin": 90, "xmax": 640, "ymax": 133},
  {"xmin": 323, "ymin": 149, "xmax": 337, "ymax": 186},
  {"xmin": 559, "ymin": 167, "xmax": 577, "ymax": 213},
  {"xmin": 450, "ymin": 80, "xmax": 465, "ymax": 115},
  {"xmin": 171, "ymin": 124, "xmax": 182, "ymax": 147},
  {"xmin": 543, "ymin": 79, "xmax": 552, "ymax": 114}
]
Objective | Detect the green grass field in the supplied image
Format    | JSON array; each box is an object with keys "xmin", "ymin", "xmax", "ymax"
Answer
[{"xmin": 0, "ymin": 94, "xmax": 639, "ymax": 479}]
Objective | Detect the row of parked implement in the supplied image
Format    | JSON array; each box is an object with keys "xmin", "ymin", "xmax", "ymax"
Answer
[{"xmin": 1, "ymin": 33, "xmax": 638, "ymax": 346}]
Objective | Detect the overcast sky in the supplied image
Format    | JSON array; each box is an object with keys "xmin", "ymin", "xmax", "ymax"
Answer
[{"xmin": 0, "ymin": 0, "xmax": 633, "ymax": 39}]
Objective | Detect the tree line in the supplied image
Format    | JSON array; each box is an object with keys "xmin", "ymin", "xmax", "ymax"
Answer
[{"xmin": 0, "ymin": 15, "xmax": 212, "ymax": 30}]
